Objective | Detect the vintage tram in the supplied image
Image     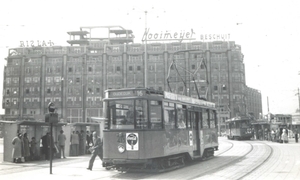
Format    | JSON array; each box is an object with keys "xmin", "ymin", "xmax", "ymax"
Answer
[
  {"xmin": 225, "ymin": 116, "xmax": 253, "ymax": 140},
  {"xmin": 102, "ymin": 88, "xmax": 219, "ymax": 172}
]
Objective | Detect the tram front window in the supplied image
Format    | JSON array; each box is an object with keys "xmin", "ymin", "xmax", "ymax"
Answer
[{"xmin": 108, "ymin": 100, "xmax": 148, "ymax": 129}]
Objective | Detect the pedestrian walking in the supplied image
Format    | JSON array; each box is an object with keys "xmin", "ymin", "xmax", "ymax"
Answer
[
  {"xmin": 58, "ymin": 130, "xmax": 66, "ymax": 158},
  {"xmin": 294, "ymin": 127, "xmax": 298, "ymax": 143},
  {"xmin": 87, "ymin": 131, "xmax": 103, "ymax": 171},
  {"xmin": 12, "ymin": 133, "xmax": 23, "ymax": 163}
]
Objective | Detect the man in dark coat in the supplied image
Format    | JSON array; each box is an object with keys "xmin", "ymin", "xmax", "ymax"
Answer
[
  {"xmin": 41, "ymin": 133, "xmax": 50, "ymax": 160},
  {"xmin": 87, "ymin": 132, "xmax": 103, "ymax": 171}
]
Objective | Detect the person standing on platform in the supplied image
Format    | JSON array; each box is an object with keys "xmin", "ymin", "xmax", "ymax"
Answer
[
  {"xmin": 282, "ymin": 129, "xmax": 288, "ymax": 143},
  {"xmin": 70, "ymin": 131, "xmax": 79, "ymax": 156},
  {"xmin": 87, "ymin": 131, "xmax": 103, "ymax": 171},
  {"xmin": 22, "ymin": 133, "xmax": 30, "ymax": 161},
  {"xmin": 294, "ymin": 127, "xmax": 298, "ymax": 143},
  {"xmin": 30, "ymin": 137, "xmax": 37, "ymax": 160},
  {"xmin": 86, "ymin": 131, "xmax": 91, "ymax": 154},
  {"xmin": 41, "ymin": 132, "xmax": 51, "ymax": 160},
  {"xmin": 12, "ymin": 133, "xmax": 22, "ymax": 163},
  {"xmin": 79, "ymin": 130, "xmax": 85, "ymax": 155},
  {"xmin": 58, "ymin": 130, "xmax": 66, "ymax": 158}
]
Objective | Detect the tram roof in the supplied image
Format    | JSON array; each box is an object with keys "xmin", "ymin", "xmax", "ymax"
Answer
[
  {"xmin": 104, "ymin": 88, "xmax": 216, "ymax": 108},
  {"xmin": 251, "ymin": 120, "xmax": 270, "ymax": 125},
  {"xmin": 225, "ymin": 116, "xmax": 254, "ymax": 123}
]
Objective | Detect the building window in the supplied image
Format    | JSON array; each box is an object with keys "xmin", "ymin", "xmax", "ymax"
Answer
[
  {"xmin": 96, "ymin": 88, "xmax": 100, "ymax": 93},
  {"xmin": 214, "ymin": 86, "xmax": 218, "ymax": 91},
  {"xmin": 191, "ymin": 64, "xmax": 196, "ymax": 69},
  {"xmin": 76, "ymin": 78, "xmax": 80, "ymax": 83},
  {"xmin": 47, "ymin": 88, "xmax": 51, "ymax": 93},
  {"xmin": 68, "ymin": 67, "xmax": 73, "ymax": 73},
  {"xmin": 116, "ymin": 66, "xmax": 121, "ymax": 72},
  {"xmin": 137, "ymin": 66, "xmax": 141, "ymax": 71},
  {"xmin": 25, "ymin": 88, "xmax": 30, "ymax": 94},
  {"xmin": 222, "ymin": 85, "xmax": 227, "ymax": 91},
  {"xmin": 129, "ymin": 66, "xmax": 133, "ymax": 71},
  {"xmin": 88, "ymin": 67, "xmax": 93, "ymax": 72}
]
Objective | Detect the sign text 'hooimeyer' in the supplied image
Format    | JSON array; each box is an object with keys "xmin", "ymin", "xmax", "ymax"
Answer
[
  {"xmin": 142, "ymin": 28, "xmax": 230, "ymax": 42},
  {"xmin": 20, "ymin": 40, "xmax": 54, "ymax": 47}
]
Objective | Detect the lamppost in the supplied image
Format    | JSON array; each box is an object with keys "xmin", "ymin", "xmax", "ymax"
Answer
[{"xmin": 129, "ymin": 7, "xmax": 165, "ymax": 88}]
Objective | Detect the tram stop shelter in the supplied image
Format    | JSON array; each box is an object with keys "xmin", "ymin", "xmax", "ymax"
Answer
[
  {"xmin": 251, "ymin": 120, "xmax": 271, "ymax": 141},
  {"xmin": 1, "ymin": 120, "xmax": 67, "ymax": 162},
  {"xmin": 64, "ymin": 117, "xmax": 106, "ymax": 156}
]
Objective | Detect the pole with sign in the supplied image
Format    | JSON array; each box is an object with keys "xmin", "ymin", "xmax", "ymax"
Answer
[{"xmin": 45, "ymin": 102, "xmax": 58, "ymax": 174}]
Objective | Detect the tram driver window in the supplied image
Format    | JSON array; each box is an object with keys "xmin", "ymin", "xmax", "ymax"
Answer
[
  {"xmin": 164, "ymin": 102, "xmax": 175, "ymax": 129},
  {"xmin": 108, "ymin": 100, "xmax": 135, "ymax": 129},
  {"xmin": 150, "ymin": 101, "xmax": 162, "ymax": 129}
]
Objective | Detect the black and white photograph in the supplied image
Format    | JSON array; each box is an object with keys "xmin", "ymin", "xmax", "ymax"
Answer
[{"xmin": 0, "ymin": 0, "xmax": 300, "ymax": 179}]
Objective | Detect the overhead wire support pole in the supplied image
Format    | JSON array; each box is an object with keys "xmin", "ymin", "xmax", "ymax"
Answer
[{"xmin": 167, "ymin": 49, "xmax": 208, "ymax": 98}]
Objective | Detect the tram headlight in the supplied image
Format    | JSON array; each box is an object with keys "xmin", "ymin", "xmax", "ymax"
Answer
[{"xmin": 118, "ymin": 144, "xmax": 125, "ymax": 153}]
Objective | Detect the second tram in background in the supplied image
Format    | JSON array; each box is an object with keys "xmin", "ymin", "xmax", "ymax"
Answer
[
  {"xmin": 225, "ymin": 116, "xmax": 253, "ymax": 140},
  {"xmin": 102, "ymin": 88, "xmax": 219, "ymax": 172}
]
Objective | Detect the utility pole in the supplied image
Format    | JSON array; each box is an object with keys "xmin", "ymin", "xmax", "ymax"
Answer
[{"xmin": 297, "ymin": 88, "xmax": 300, "ymax": 114}]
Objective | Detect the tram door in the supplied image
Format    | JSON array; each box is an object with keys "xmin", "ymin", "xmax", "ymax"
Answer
[{"xmin": 191, "ymin": 111, "xmax": 200, "ymax": 155}]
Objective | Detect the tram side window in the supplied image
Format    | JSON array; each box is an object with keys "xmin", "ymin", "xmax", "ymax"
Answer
[
  {"xmin": 150, "ymin": 101, "xmax": 162, "ymax": 129},
  {"xmin": 202, "ymin": 109, "xmax": 209, "ymax": 128},
  {"xmin": 176, "ymin": 104, "xmax": 186, "ymax": 129},
  {"xmin": 241, "ymin": 121, "xmax": 248, "ymax": 128},
  {"xmin": 136, "ymin": 100, "xmax": 148, "ymax": 129},
  {"xmin": 209, "ymin": 110, "xmax": 216, "ymax": 128},
  {"xmin": 164, "ymin": 102, "xmax": 175, "ymax": 129}
]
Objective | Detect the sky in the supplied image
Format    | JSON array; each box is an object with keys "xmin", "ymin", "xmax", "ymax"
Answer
[{"xmin": 0, "ymin": 0, "xmax": 300, "ymax": 115}]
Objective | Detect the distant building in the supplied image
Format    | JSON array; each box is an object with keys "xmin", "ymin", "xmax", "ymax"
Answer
[
  {"xmin": 291, "ymin": 113, "xmax": 300, "ymax": 127},
  {"xmin": 2, "ymin": 25, "xmax": 262, "ymax": 125},
  {"xmin": 246, "ymin": 86, "xmax": 262, "ymax": 120},
  {"xmin": 271, "ymin": 114, "xmax": 292, "ymax": 125}
]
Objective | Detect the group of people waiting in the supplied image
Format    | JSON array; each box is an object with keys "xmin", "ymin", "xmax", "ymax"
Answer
[
  {"xmin": 11, "ymin": 133, "xmax": 38, "ymax": 163},
  {"xmin": 70, "ymin": 130, "xmax": 94, "ymax": 156},
  {"xmin": 12, "ymin": 129, "xmax": 96, "ymax": 163},
  {"xmin": 253, "ymin": 127, "xmax": 299, "ymax": 143}
]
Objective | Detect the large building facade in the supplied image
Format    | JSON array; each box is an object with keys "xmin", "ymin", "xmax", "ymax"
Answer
[{"xmin": 2, "ymin": 26, "xmax": 262, "ymax": 127}]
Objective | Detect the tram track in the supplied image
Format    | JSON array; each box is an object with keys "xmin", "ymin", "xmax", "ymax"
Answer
[
  {"xmin": 129, "ymin": 139, "xmax": 272, "ymax": 180},
  {"xmin": 238, "ymin": 141, "xmax": 274, "ymax": 180},
  {"xmin": 190, "ymin": 140, "xmax": 273, "ymax": 180}
]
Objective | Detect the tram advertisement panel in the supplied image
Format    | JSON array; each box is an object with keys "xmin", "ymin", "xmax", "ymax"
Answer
[{"xmin": 126, "ymin": 133, "xmax": 139, "ymax": 151}]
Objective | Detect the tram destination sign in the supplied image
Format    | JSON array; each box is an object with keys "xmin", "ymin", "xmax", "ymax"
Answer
[
  {"xmin": 164, "ymin": 91, "xmax": 215, "ymax": 108},
  {"xmin": 109, "ymin": 90, "xmax": 145, "ymax": 98}
]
